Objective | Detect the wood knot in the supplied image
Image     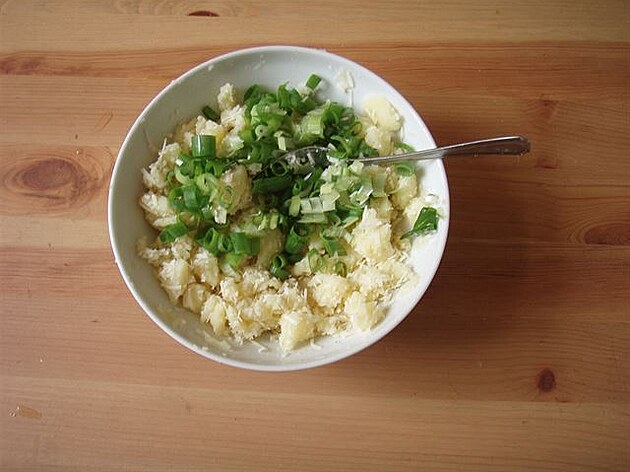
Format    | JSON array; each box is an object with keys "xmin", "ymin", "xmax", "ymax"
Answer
[
  {"xmin": 534, "ymin": 154, "xmax": 559, "ymax": 169},
  {"xmin": 188, "ymin": 10, "xmax": 219, "ymax": 17},
  {"xmin": 539, "ymin": 99, "xmax": 559, "ymax": 122},
  {"xmin": 22, "ymin": 158, "xmax": 75, "ymax": 191},
  {"xmin": 537, "ymin": 368, "xmax": 556, "ymax": 392},
  {"xmin": 584, "ymin": 223, "xmax": 630, "ymax": 246},
  {"xmin": 11, "ymin": 404, "xmax": 42, "ymax": 420},
  {"xmin": 1, "ymin": 151, "xmax": 106, "ymax": 215}
]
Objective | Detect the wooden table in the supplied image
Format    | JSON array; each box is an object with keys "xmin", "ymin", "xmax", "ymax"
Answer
[{"xmin": 1, "ymin": 1, "xmax": 628, "ymax": 470}]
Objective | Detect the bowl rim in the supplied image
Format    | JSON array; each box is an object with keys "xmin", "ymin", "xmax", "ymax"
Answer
[{"xmin": 108, "ymin": 45, "xmax": 450, "ymax": 372}]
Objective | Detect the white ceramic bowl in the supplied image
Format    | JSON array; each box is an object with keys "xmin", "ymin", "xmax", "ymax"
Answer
[{"xmin": 108, "ymin": 46, "xmax": 450, "ymax": 371}]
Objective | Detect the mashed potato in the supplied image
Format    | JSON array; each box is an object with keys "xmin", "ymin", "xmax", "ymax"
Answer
[{"xmin": 138, "ymin": 83, "xmax": 433, "ymax": 353}]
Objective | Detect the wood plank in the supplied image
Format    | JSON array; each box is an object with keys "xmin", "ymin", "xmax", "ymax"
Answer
[
  {"xmin": 2, "ymin": 43, "xmax": 628, "ymax": 106},
  {"xmin": 0, "ymin": 76, "xmax": 162, "ymax": 146},
  {"xmin": 1, "ymin": 76, "xmax": 628, "ymax": 174},
  {"xmin": 2, "ymin": 292, "xmax": 628, "ymax": 404},
  {"xmin": 2, "ymin": 376, "xmax": 628, "ymax": 471},
  {"xmin": 3, "ymin": 0, "xmax": 628, "ymax": 23},
  {"xmin": 1, "ymin": 0, "xmax": 628, "ymax": 49}
]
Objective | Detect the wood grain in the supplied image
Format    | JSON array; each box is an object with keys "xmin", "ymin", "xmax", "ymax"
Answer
[{"xmin": 1, "ymin": 0, "xmax": 629, "ymax": 470}]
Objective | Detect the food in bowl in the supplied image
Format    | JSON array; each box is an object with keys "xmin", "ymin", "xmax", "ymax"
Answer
[{"xmin": 137, "ymin": 74, "xmax": 439, "ymax": 353}]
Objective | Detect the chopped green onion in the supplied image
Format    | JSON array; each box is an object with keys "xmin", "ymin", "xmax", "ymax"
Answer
[
  {"xmin": 159, "ymin": 222, "xmax": 188, "ymax": 243},
  {"xmin": 200, "ymin": 205, "xmax": 213, "ymax": 222},
  {"xmin": 396, "ymin": 142, "xmax": 415, "ymax": 153},
  {"xmin": 287, "ymin": 253, "xmax": 303, "ymax": 264},
  {"xmin": 372, "ymin": 171, "xmax": 387, "ymax": 197},
  {"xmin": 323, "ymin": 239, "xmax": 345, "ymax": 256},
  {"xmin": 320, "ymin": 190, "xmax": 340, "ymax": 211},
  {"xmin": 320, "ymin": 227, "xmax": 346, "ymax": 256},
  {"xmin": 218, "ymin": 233, "xmax": 233, "ymax": 253},
  {"xmin": 299, "ymin": 109, "xmax": 325, "ymax": 138},
  {"xmin": 256, "ymin": 192, "xmax": 279, "ymax": 210},
  {"xmin": 218, "ymin": 185, "xmax": 234, "ymax": 207},
  {"xmin": 174, "ymin": 166, "xmax": 192, "ymax": 185},
  {"xmin": 332, "ymin": 175, "xmax": 355, "ymax": 192},
  {"xmin": 230, "ymin": 232, "xmax": 261, "ymax": 256},
  {"xmin": 402, "ymin": 207, "xmax": 438, "ymax": 239},
  {"xmin": 176, "ymin": 155, "xmax": 196, "ymax": 178},
  {"xmin": 336, "ymin": 198, "xmax": 363, "ymax": 217},
  {"xmin": 167, "ymin": 186, "xmax": 185, "ymax": 211},
  {"xmin": 333, "ymin": 261, "xmax": 347, "ymax": 277},
  {"xmin": 202, "ymin": 106, "xmax": 220, "ymax": 122},
  {"xmin": 327, "ymin": 213, "xmax": 341, "ymax": 226},
  {"xmin": 269, "ymin": 211, "xmax": 280, "ymax": 230},
  {"xmin": 288, "ymin": 195, "xmax": 301, "ymax": 217},
  {"xmin": 307, "ymin": 249, "xmax": 324, "ymax": 273},
  {"xmin": 351, "ymin": 174, "xmax": 373, "ymax": 205},
  {"xmin": 298, "ymin": 213, "xmax": 328, "ymax": 224},
  {"xmin": 183, "ymin": 185, "xmax": 201, "ymax": 210},
  {"xmin": 255, "ymin": 210, "xmax": 283, "ymax": 231},
  {"xmin": 244, "ymin": 84, "xmax": 268, "ymax": 105},
  {"xmin": 195, "ymin": 173, "xmax": 219, "ymax": 198},
  {"xmin": 252, "ymin": 175, "xmax": 293, "ymax": 193},
  {"xmin": 292, "ymin": 178, "xmax": 305, "ymax": 196},
  {"xmin": 277, "ymin": 135, "xmax": 287, "ymax": 151},
  {"xmin": 270, "ymin": 159, "xmax": 290, "ymax": 176},
  {"xmin": 341, "ymin": 215, "xmax": 360, "ymax": 228},
  {"xmin": 204, "ymin": 159, "xmax": 228, "ymax": 177},
  {"xmin": 254, "ymin": 124, "xmax": 270, "ymax": 139},
  {"xmin": 198, "ymin": 227, "xmax": 222, "ymax": 254},
  {"xmin": 191, "ymin": 135, "xmax": 216, "ymax": 158},
  {"xmin": 178, "ymin": 211, "xmax": 200, "ymax": 228},
  {"xmin": 348, "ymin": 160, "xmax": 364, "ymax": 175},
  {"xmin": 305, "ymin": 74, "xmax": 322, "ymax": 90},
  {"xmin": 269, "ymin": 253, "xmax": 290, "ymax": 280},
  {"xmin": 285, "ymin": 225, "xmax": 310, "ymax": 254},
  {"xmin": 394, "ymin": 161, "xmax": 415, "ymax": 177},
  {"xmin": 150, "ymin": 75, "xmax": 418, "ymax": 281},
  {"xmin": 225, "ymin": 253, "xmax": 248, "ymax": 269}
]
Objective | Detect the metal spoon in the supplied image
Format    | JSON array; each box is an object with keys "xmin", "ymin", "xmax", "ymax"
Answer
[{"xmin": 283, "ymin": 135, "xmax": 530, "ymax": 172}]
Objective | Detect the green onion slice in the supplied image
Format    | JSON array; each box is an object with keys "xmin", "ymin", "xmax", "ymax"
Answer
[
  {"xmin": 159, "ymin": 222, "xmax": 188, "ymax": 243},
  {"xmin": 195, "ymin": 173, "xmax": 219, "ymax": 199},
  {"xmin": 230, "ymin": 232, "xmax": 261, "ymax": 256},
  {"xmin": 307, "ymin": 249, "xmax": 324, "ymax": 273},
  {"xmin": 305, "ymin": 74, "xmax": 322, "ymax": 90},
  {"xmin": 225, "ymin": 253, "xmax": 248, "ymax": 269},
  {"xmin": 269, "ymin": 253, "xmax": 290, "ymax": 280},
  {"xmin": 320, "ymin": 227, "xmax": 346, "ymax": 256},
  {"xmin": 198, "ymin": 227, "xmax": 222, "ymax": 254},
  {"xmin": 401, "ymin": 207, "xmax": 438, "ymax": 239},
  {"xmin": 218, "ymin": 185, "xmax": 234, "ymax": 207},
  {"xmin": 285, "ymin": 225, "xmax": 310, "ymax": 254},
  {"xmin": 394, "ymin": 161, "xmax": 415, "ymax": 177},
  {"xmin": 191, "ymin": 135, "xmax": 216, "ymax": 158},
  {"xmin": 333, "ymin": 261, "xmax": 347, "ymax": 277},
  {"xmin": 252, "ymin": 175, "xmax": 293, "ymax": 193},
  {"xmin": 202, "ymin": 106, "xmax": 220, "ymax": 122}
]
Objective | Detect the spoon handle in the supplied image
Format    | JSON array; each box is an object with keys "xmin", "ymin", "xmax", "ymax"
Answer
[{"xmin": 358, "ymin": 136, "xmax": 530, "ymax": 164}]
